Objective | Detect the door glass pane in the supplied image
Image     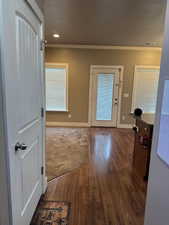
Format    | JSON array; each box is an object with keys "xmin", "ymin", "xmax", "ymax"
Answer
[{"xmin": 96, "ymin": 74, "xmax": 114, "ymax": 120}]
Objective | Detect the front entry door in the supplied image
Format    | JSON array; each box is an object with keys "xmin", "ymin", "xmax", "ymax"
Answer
[
  {"xmin": 90, "ymin": 67, "xmax": 120, "ymax": 127},
  {"xmin": 2, "ymin": 1, "xmax": 44, "ymax": 225}
]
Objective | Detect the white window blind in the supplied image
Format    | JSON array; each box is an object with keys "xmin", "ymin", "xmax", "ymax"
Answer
[
  {"xmin": 45, "ymin": 64, "xmax": 68, "ymax": 111},
  {"xmin": 131, "ymin": 67, "xmax": 160, "ymax": 113},
  {"xmin": 96, "ymin": 74, "xmax": 114, "ymax": 120}
]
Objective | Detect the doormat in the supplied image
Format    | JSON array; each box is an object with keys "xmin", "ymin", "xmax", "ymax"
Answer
[{"xmin": 31, "ymin": 201, "xmax": 71, "ymax": 225}]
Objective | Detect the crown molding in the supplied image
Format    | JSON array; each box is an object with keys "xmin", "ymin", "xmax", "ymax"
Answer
[{"xmin": 46, "ymin": 44, "xmax": 162, "ymax": 51}]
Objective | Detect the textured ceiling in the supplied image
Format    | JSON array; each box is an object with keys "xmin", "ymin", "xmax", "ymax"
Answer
[{"xmin": 43, "ymin": 0, "xmax": 166, "ymax": 46}]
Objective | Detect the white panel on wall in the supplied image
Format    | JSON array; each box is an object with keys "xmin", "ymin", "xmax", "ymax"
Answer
[{"xmin": 157, "ymin": 80, "xmax": 169, "ymax": 166}]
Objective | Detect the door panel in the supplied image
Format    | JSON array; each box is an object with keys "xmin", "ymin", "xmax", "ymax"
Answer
[
  {"xmin": 91, "ymin": 68, "xmax": 120, "ymax": 127},
  {"xmin": 15, "ymin": 6, "xmax": 43, "ymax": 224},
  {"xmin": 21, "ymin": 137, "xmax": 40, "ymax": 213},
  {"xmin": 1, "ymin": 1, "xmax": 44, "ymax": 225},
  {"xmin": 16, "ymin": 14, "xmax": 41, "ymax": 128}
]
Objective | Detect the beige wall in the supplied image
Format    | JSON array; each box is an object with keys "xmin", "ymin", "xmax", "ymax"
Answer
[{"xmin": 45, "ymin": 47, "xmax": 161, "ymax": 124}]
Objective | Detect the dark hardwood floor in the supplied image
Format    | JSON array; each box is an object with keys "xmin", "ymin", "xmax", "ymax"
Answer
[{"xmin": 43, "ymin": 128, "xmax": 147, "ymax": 225}]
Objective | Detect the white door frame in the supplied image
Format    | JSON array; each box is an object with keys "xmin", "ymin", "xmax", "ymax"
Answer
[
  {"xmin": 0, "ymin": 46, "xmax": 12, "ymax": 225},
  {"xmin": 0, "ymin": 0, "xmax": 46, "ymax": 224},
  {"xmin": 88, "ymin": 65, "xmax": 124, "ymax": 127}
]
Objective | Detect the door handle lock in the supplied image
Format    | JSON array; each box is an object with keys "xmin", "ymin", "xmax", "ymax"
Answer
[{"xmin": 15, "ymin": 142, "xmax": 27, "ymax": 152}]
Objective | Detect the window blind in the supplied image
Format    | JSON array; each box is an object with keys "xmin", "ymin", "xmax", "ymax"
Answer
[
  {"xmin": 46, "ymin": 66, "xmax": 68, "ymax": 111},
  {"xmin": 96, "ymin": 74, "xmax": 114, "ymax": 120},
  {"xmin": 131, "ymin": 67, "xmax": 159, "ymax": 113}
]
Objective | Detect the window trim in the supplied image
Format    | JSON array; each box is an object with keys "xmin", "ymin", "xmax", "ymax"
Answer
[
  {"xmin": 131, "ymin": 65, "xmax": 160, "ymax": 113},
  {"xmin": 45, "ymin": 63, "xmax": 69, "ymax": 112}
]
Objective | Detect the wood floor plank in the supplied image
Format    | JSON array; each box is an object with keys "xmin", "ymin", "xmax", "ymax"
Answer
[{"xmin": 42, "ymin": 128, "xmax": 146, "ymax": 225}]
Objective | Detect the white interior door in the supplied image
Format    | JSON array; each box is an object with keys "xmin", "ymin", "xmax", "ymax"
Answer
[
  {"xmin": 91, "ymin": 67, "xmax": 120, "ymax": 127},
  {"xmin": 1, "ymin": 1, "xmax": 44, "ymax": 225}
]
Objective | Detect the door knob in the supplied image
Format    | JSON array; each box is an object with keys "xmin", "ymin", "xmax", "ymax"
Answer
[{"xmin": 15, "ymin": 142, "xmax": 27, "ymax": 152}]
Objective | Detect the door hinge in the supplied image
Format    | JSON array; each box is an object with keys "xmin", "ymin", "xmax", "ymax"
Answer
[
  {"xmin": 41, "ymin": 166, "xmax": 44, "ymax": 175},
  {"xmin": 41, "ymin": 107, "xmax": 44, "ymax": 118},
  {"xmin": 40, "ymin": 40, "xmax": 47, "ymax": 51}
]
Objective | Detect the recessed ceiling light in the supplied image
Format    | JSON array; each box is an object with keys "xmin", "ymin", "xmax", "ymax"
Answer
[{"xmin": 53, "ymin": 34, "xmax": 60, "ymax": 38}]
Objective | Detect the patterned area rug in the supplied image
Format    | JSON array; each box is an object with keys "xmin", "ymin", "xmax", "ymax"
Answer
[
  {"xmin": 46, "ymin": 127, "xmax": 89, "ymax": 181},
  {"xmin": 31, "ymin": 201, "xmax": 71, "ymax": 225}
]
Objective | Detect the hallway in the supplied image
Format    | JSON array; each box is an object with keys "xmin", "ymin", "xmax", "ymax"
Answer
[{"xmin": 43, "ymin": 128, "xmax": 146, "ymax": 225}]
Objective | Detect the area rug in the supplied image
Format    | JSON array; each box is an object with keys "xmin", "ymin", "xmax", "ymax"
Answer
[
  {"xmin": 46, "ymin": 127, "xmax": 89, "ymax": 181},
  {"xmin": 31, "ymin": 201, "xmax": 71, "ymax": 225}
]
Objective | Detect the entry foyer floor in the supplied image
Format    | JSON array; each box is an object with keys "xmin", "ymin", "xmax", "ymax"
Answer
[{"xmin": 43, "ymin": 128, "xmax": 147, "ymax": 225}]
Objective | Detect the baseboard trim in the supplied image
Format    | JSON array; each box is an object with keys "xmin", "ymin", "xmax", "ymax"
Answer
[
  {"xmin": 117, "ymin": 124, "xmax": 133, "ymax": 129},
  {"xmin": 46, "ymin": 122, "xmax": 90, "ymax": 128},
  {"xmin": 46, "ymin": 121, "xmax": 133, "ymax": 129}
]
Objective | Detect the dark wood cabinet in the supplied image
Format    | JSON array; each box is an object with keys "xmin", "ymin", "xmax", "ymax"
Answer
[{"xmin": 133, "ymin": 115, "xmax": 154, "ymax": 180}]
